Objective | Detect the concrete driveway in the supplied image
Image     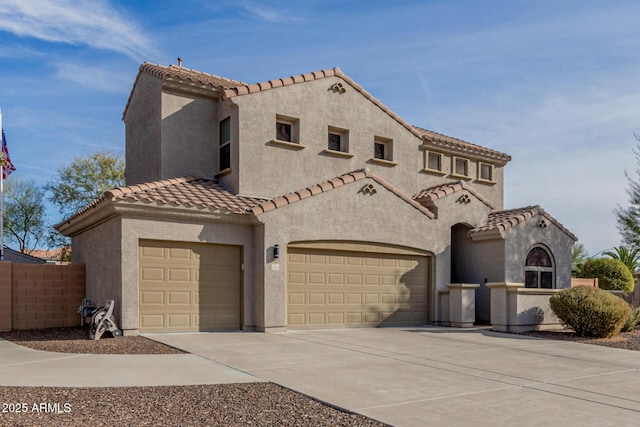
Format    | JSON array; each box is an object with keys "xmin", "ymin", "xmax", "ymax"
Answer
[{"xmin": 148, "ymin": 327, "xmax": 640, "ymax": 426}]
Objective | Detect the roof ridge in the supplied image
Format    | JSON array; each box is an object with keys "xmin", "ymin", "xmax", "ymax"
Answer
[
  {"xmin": 470, "ymin": 205, "xmax": 576, "ymax": 241},
  {"xmin": 105, "ymin": 175, "xmax": 199, "ymax": 198},
  {"xmin": 221, "ymin": 67, "xmax": 341, "ymax": 98},
  {"xmin": 251, "ymin": 168, "xmax": 434, "ymax": 219},
  {"xmin": 414, "ymin": 126, "xmax": 511, "ymax": 163},
  {"xmin": 413, "ymin": 180, "xmax": 495, "ymax": 210},
  {"xmin": 141, "ymin": 62, "xmax": 248, "ymax": 86}
]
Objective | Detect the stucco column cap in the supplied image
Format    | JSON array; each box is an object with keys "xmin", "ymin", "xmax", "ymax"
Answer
[
  {"xmin": 486, "ymin": 282, "xmax": 524, "ymax": 289},
  {"xmin": 447, "ymin": 283, "xmax": 480, "ymax": 289}
]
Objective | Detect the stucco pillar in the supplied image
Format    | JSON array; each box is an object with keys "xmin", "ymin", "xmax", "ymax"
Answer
[
  {"xmin": 447, "ymin": 283, "xmax": 479, "ymax": 328},
  {"xmin": 487, "ymin": 282, "xmax": 523, "ymax": 332}
]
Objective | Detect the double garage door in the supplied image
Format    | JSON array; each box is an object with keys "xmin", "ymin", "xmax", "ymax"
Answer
[
  {"xmin": 287, "ymin": 245, "xmax": 430, "ymax": 328},
  {"xmin": 138, "ymin": 240, "xmax": 241, "ymax": 332}
]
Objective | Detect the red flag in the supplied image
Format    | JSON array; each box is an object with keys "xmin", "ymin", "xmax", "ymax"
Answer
[{"xmin": 1, "ymin": 129, "xmax": 16, "ymax": 179}]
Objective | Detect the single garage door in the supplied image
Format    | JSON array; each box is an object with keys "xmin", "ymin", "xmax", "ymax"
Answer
[
  {"xmin": 287, "ymin": 244, "xmax": 430, "ymax": 328},
  {"xmin": 139, "ymin": 240, "xmax": 241, "ymax": 332}
]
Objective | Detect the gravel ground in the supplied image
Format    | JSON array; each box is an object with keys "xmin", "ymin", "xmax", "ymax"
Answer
[
  {"xmin": 0, "ymin": 327, "xmax": 387, "ymax": 426},
  {"xmin": 519, "ymin": 327, "xmax": 640, "ymax": 350},
  {"xmin": 0, "ymin": 327, "xmax": 184, "ymax": 354},
  {"xmin": 0, "ymin": 383, "xmax": 386, "ymax": 427}
]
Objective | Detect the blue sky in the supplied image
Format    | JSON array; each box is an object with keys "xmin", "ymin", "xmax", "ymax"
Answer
[{"xmin": 0, "ymin": 0, "xmax": 639, "ymax": 255}]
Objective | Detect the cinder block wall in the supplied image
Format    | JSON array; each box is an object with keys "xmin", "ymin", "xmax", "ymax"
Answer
[{"xmin": 0, "ymin": 261, "xmax": 85, "ymax": 331}]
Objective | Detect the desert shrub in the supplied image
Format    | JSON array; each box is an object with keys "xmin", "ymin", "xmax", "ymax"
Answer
[
  {"xmin": 622, "ymin": 306, "xmax": 640, "ymax": 332},
  {"xmin": 550, "ymin": 286, "xmax": 631, "ymax": 338},
  {"xmin": 579, "ymin": 258, "xmax": 635, "ymax": 294}
]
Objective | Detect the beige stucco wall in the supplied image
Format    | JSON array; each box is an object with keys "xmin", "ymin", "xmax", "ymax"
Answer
[
  {"xmin": 72, "ymin": 210, "xmax": 256, "ymax": 334},
  {"xmin": 71, "ymin": 216, "xmax": 123, "ymax": 323},
  {"xmin": 488, "ymin": 283, "xmax": 562, "ymax": 332},
  {"xmin": 160, "ymin": 90, "xmax": 218, "ymax": 180},
  {"xmin": 418, "ymin": 155, "xmax": 505, "ymax": 210},
  {"xmin": 503, "ymin": 215, "xmax": 574, "ymax": 289},
  {"xmin": 124, "ymin": 73, "xmax": 163, "ymax": 185},
  {"xmin": 231, "ymin": 77, "xmax": 424, "ymax": 199}
]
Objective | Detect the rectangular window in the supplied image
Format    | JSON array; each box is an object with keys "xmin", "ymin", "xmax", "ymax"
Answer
[
  {"xmin": 374, "ymin": 142, "xmax": 385, "ymax": 160},
  {"xmin": 276, "ymin": 122, "xmax": 292, "ymax": 142},
  {"xmin": 219, "ymin": 116, "xmax": 231, "ymax": 171},
  {"xmin": 478, "ymin": 162, "xmax": 494, "ymax": 182},
  {"xmin": 328, "ymin": 133, "xmax": 342, "ymax": 151},
  {"xmin": 452, "ymin": 156, "xmax": 470, "ymax": 178},
  {"xmin": 427, "ymin": 152, "xmax": 442, "ymax": 171},
  {"xmin": 327, "ymin": 126, "xmax": 349, "ymax": 153}
]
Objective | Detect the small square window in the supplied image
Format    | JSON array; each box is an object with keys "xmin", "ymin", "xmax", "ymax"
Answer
[
  {"xmin": 452, "ymin": 157, "xmax": 470, "ymax": 178},
  {"xmin": 372, "ymin": 136, "xmax": 392, "ymax": 161},
  {"xmin": 478, "ymin": 162, "xmax": 494, "ymax": 182},
  {"xmin": 275, "ymin": 114, "xmax": 299, "ymax": 144},
  {"xmin": 327, "ymin": 126, "xmax": 348, "ymax": 153}
]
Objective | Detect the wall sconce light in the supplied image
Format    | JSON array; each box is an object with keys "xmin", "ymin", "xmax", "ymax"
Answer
[{"xmin": 274, "ymin": 244, "xmax": 280, "ymax": 259}]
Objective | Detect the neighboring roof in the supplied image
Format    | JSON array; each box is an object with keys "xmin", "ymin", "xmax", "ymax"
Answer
[
  {"xmin": 126, "ymin": 62, "xmax": 510, "ymax": 163},
  {"xmin": 415, "ymin": 127, "xmax": 511, "ymax": 164},
  {"xmin": 469, "ymin": 205, "xmax": 577, "ymax": 241},
  {"xmin": 251, "ymin": 168, "xmax": 435, "ymax": 219},
  {"xmin": 413, "ymin": 181, "xmax": 495, "ymax": 210},
  {"xmin": 2, "ymin": 247, "xmax": 46, "ymax": 264},
  {"xmin": 26, "ymin": 247, "xmax": 70, "ymax": 260}
]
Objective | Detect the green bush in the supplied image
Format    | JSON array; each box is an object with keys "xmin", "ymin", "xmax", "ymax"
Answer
[
  {"xmin": 550, "ymin": 286, "xmax": 631, "ymax": 338},
  {"xmin": 579, "ymin": 258, "xmax": 635, "ymax": 294},
  {"xmin": 622, "ymin": 306, "xmax": 640, "ymax": 332}
]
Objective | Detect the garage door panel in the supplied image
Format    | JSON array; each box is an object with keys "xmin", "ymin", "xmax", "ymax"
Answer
[
  {"xmin": 347, "ymin": 293, "xmax": 361, "ymax": 304},
  {"xmin": 139, "ymin": 240, "xmax": 241, "ymax": 332},
  {"xmin": 140, "ymin": 314, "xmax": 164, "ymax": 328},
  {"xmin": 287, "ymin": 247, "xmax": 429, "ymax": 329},
  {"xmin": 328, "ymin": 293, "xmax": 344, "ymax": 304}
]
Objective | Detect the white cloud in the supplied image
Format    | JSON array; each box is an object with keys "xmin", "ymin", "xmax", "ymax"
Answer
[
  {"xmin": 0, "ymin": 0, "xmax": 154, "ymax": 60},
  {"xmin": 53, "ymin": 62, "xmax": 132, "ymax": 93}
]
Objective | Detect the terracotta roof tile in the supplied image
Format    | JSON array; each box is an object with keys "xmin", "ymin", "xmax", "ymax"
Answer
[
  {"xmin": 414, "ymin": 126, "xmax": 511, "ymax": 163},
  {"xmin": 469, "ymin": 205, "xmax": 577, "ymax": 241},
  {"xmin": 56, "ymin": 176, "xmax": 266, "ymax": 229},
  {"xmin": 413, "ymin": 181, "xmax": 495, "ymax": 210},
  {"xmin": 251, "ymin": 168, "xmax": 435, "ymax": 219},
  {"xmin": 128, "ymin": 62, "xmax": 510, "ymax": 163},
  {"xmin": 26, "ymin": 247, "xmax": 71, "ymax": 260}
]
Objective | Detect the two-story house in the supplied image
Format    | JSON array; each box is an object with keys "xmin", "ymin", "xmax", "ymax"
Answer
[{"xmin": 57, "ymin": 62, "xmax": 577, "ymax": 335}]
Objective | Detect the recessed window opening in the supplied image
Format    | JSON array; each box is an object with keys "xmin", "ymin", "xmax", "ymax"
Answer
[
  {"xmin": 479, "ymin": 162, "xmax": 494, "ymax": 182},
  {"xmin": 328, "ymin": 126, "xmax": 348, "ymax": 153},
  {"xmin": 428, "ymin": 152, "xmax": 442, "ymax": 171},
  {"xmin": 454, "ymin": 157, "xmax": 469, "ymax": 177},
  {"xmin": 524, "ymin": 246, "xmax": 555, "ymax": 288},
  {"xmin": 275, "ymin": 115, "xmax": 299, "ymax": 144},
  {"xmin": 373, "ymin": 136, "xmax": 392, "ymax": 161}
]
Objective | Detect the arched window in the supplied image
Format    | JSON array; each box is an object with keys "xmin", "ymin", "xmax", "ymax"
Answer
[{"xmin": 524, "ymin": 246, "xmax": 554, "ymax": 288}]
